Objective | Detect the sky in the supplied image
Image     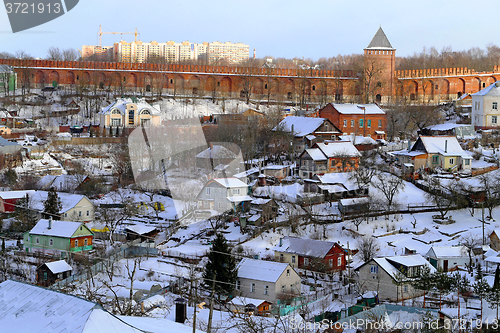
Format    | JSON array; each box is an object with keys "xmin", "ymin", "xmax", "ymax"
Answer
[{"xmin": 0, "ymin": 0, "xmax": 499, "ymax": 61}]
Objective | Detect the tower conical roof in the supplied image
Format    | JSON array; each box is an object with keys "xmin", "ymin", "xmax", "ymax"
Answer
[{"xmin": 366, "ymin": 27, "xmax": 394, "ymax": 50}]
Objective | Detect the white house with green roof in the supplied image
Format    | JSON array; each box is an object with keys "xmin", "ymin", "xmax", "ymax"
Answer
[{"xmin": 23, "ymin": 219, "xmax": 93, "ymax": 258}]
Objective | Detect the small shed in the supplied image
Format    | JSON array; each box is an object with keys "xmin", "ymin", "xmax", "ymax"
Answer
[
  {"xmin": 338, "ymin": 197, "xmax": 370, "ymax": 215},
  {"xmin": 36, "ymin": 260, "xmax": 72, "ymax": 287},
  {"xmin": 124, "ymin": 224, "xmax": 159, "ymax": 242}
]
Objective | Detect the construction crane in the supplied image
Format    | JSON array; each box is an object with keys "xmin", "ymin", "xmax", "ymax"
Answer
[{"xmin": 98, "ymin": 25, "xmax": 139, "ymax": 46}]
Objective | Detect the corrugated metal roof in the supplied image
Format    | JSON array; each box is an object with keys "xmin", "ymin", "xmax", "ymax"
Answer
[
  {"xmin": 0, "ymin": 280, "xmax": 144, "ymax": 332},
  {"xmin": 366, "ymin": 27, "xmax": 394, "ymax": 50}
]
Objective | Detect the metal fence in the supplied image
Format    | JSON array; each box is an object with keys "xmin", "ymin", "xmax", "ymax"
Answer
[{"xmin": 51, "ymin": 239, "xmax": 142, "ymax": 289}]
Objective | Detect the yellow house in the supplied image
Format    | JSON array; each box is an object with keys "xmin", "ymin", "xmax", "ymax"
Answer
[
  {"xmin": 99, "ymin": 97, "xmax": 161, "ymax": 128},
  {"xmin": 396, "ymin": 136, "xmax": 472, "ymax": 171}
]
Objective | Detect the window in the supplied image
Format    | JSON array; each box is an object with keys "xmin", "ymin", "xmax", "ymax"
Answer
[
  {"xmin": 465, "ymin": 159, "xmax": 470, "ymax": 166},
  {"xmin": 250, "ymin": 283, "xmax": 255, "ymax": 293},
  {"xmin": 75, "ymin": 239, "xmax": 79, "ymax": 248},
  {"xmin": 206, "ymin": 187, "xmax": 211, "ymax": 195},
  {"xmin": 49, "ymin": 238, "xmax": 53, "ymax": 246},
  {"xmin": 87, "ymin": 210, "xmax": 89, "ymax": 216},
  {"xmin": 359, "ymin": 119, "xmax": 363, "ymax": 128},
  {"xmin": 432, "ymin": 155, "xmax": 438, "ymax": 164},
  {"xmin": 304, "ymin": 258, "xmax": 309, "ymax": 266},
  {"xmin": 378, "ymin": 120, "xmax": 382, "ymax": 128},
  {"xmin": 449, "ymin": 158, "xmax": 454, "ymax": 165},
  {"xmin": 290, "ymin": 284, "xmax": 294, "ymax": 292},
  {"xmin": 328, "ymin": 259, "xmax": 333, "ymax": 267},
  {"xmin": 292, "ymin": 256, "xmax": 296, "ymax": 264},
  {"xmin": 367, "ymin": 119, "xmax": 371, "ymax": 128},
  {"xmin": 128, "ymin": 110, "xmax": 134, "ymax": 125},
  {"xmin": 44, "ymin": 272, "xmax": 47, "ymax": 281},
  {"xmin": 370, "ymin": 265, "xmax": 378, "ymax": 274},
  {"xmin": 280, "ymin": 253, "xmax": 284, "ymax": 262},
  {"xmin": 236, "ymin": 280, "xmax": 241, "ymax": 290},
  {"xmin": 286, "ymin": 269, "xmax": 290, "ymax": 277},
  {"xmin": 282, "ymin": 285, "xmax": 286, "ymax": 293},
  {"xmin": 264, "ymin": 285, "xmax": 268, "ymax": 295},
  {"xmin": 218, "ymin": 202, "xmax": 223, "ymax": 209},
  {"xmin": 338, "ymin": 256, "xmax": 342, "ymax": 267},
  {"xmin": 343, "ymin": 119, "xmax": 347, "ymax": 127},
  {"xmin": 493, "ymin": 116, "xmax": 498, "ymax": 124},
  {"xmin": 233, "ymin": 189, "xmax": 240, "ymax": 195},
  {"xmin": 65, "ymin": 213, "xmax": 67, "ymax": 217},
  {"xmin": 494, "ymin": 102, "xmax": 498, "ymax": 110},
  {"xmin": 404, "ymin": 284, "xmax": 408, "ymax": 293},
  {"xmin": 111, "ymin": 119, "xmax": 121, "ymax": 126},
  {"xmin": 84, "ymin": 238, "xmax": 88, "ymax": 246},
  {"xmin": 36, "ymin": 237, "xmax": 40, "ymax": 244},
  {"xmin": 79, "ymin": 211, "xmax": 82, "ymax": 217},
  {"xmin": 351, "ymin": 119, "xmax": 354, "ymax": 127}
]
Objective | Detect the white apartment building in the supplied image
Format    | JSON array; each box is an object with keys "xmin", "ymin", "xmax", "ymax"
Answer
[
  {"xmin": 208, "ymin": 41, "xmax": 250, "ymax": 65},
  {"xmin": 83, "ymin": 40, "xmax": 248, "ymax": 64},
  {"xmin": 472, "ymin": 81, "xmax": 500, "ymax": 129}
]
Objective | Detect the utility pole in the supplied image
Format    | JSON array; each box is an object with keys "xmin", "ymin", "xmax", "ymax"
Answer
[
  {"xmin": 207, "ymin": 272, "xmax": 216, "ymax": 333},
  {"xmin": 482, "ymin": 202, "xmax": 485, "ymax": 245},
  {"xmin": 192, "ymin": 285, "xmax": 197, "ymax": 333}
]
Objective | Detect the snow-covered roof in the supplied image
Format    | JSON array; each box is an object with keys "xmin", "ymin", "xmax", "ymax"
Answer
[
  {"xmin": 29, "ymin": 191, "xmax": 92, "ymax": 214},
  {"xmin": 340, "ymin": 135, "xmax": 378, "ymax": 145},
  {"xmin": 273, "ymin": 116, "xmax": 336, "ymax": 137},
  {"xmin": 0, "ymin": 190, "xmax": 36, "ymax": 200},
  {"xmin": 237, "ymin": 258, "xmax": 292, "ymax": 283},
  {"xmin": 0, "ymin": 136, "xmax": 20, "ymax": 147},
  {"xmin": 100, "ymin": 97, "xmax": 160, "ymax": 115},
  {"xmin": 339, "ymin": 197, "xmax": 370, "ymax": 206},
  {"xmin": 231, "ymin": 297, "xmax": 268, "ymax": 306},
  {"xmin": 0, "ymin": 280, "xmax": 142, "ymax": 332},
  {"xmin": 30, "ymin": 219, "xmax": 91, "ymax": 238},
  {"xmin": 316, "ymin": 172, "xmax": 359, "ymax": 190},
  {"xmin": 124, "ymin": 224, "xmax": 157, "ymax": 235},
  {"xmin": 472, "ymin": 82, "xmax": 500, "ymax": 96},
  {"xmin": 273, "ymin": 236, "xmax": 343, "ymax": 258},
  {"xmin": 329, "ymin": 103, "xmax": 386, "ymax": 115},
  {"xmin": 415, "ymin": 136, "xmax": 472, "ymax": 158},
  {"xmin": 44, "ymin": 260, "xmax": 72, "ymax": 274},
  {"xmin": 226, "ymin": 195, "xmax": 254, "ymax": 202},
  {"xmin": 426, "ymin": 246, "xmax": 466, "ymax": 259},
  {"xmin": 264, "ymin": 164, "xmax": 290, "ymax": 170},
  {"xmin": 314, "ymin": 141, "xmax": 361, "ymax": 158},
  {"xmin": 369, "ymin": 255, "xmax": 436, "ymax": 280},
  {"xmin": 250, "ymin": 198, "xmax": 272, "ymax": 205},
  {"xmin": 386, "ymin": 254, "xmax": 435, "ymax": 268},
  {"xmin": 196, "ymin": 145, "xmax": 237, "ymax": 159},
  {"xmin": 304, "ymin": 148, "xmax": 327, "ymax": 161},
  {"xmin": 425, "ymin": 123, "xmax": 471, "ymax": 131},
  {"xmin": 211, "ymin": 178, "xmax": 248, "ymax": 188}
]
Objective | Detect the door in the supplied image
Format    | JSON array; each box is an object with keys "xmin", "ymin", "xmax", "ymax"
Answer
[{"xmin": 444, "ymin": 260, "xmax": 448, "ymax": 272}]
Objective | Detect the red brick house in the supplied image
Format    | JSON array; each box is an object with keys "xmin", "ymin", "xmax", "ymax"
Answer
[
  {"xmin": 273, "ymin": 236, "xmax": 347, "ymax": 272},
  {"xmin": 0, "ymin": 190, "xmax": 36, "ymax": 213},
  {"xmin": 319, "ymin": 103, "xmax": 387, "ymax": 139}
]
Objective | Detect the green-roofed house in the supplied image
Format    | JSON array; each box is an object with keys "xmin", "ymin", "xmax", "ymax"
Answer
[{"xmin": 23, "ymin": 219, "xmax": 93, "ymax": 258}]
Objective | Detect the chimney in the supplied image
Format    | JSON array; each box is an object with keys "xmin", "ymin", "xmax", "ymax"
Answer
[
  {"xmin": 445, "ymin": 140, "xmax": 448, "ymax": 153},
  {"xmin": 408, "ymin": 140, "xmax": 411, "ymax": 152},
  {"xmin": 279, "ymin": 238, "xmax": 283, "ymax": 247},
  {"xmin": 48, "ymin": 217, "xmax": 52, "ymax": 230}
]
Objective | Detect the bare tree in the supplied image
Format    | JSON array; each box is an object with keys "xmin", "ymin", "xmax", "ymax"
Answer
[
  {"xmin": 460, "ymin": 234, "xmax": 479, "ymax": 273},
  {"xmin": 372, "ymin": 171, "xmax": 405, "ymax": 215},
  {"xmin": 356, "ymin": 236, "xmax": 380, "ymax": 263}
]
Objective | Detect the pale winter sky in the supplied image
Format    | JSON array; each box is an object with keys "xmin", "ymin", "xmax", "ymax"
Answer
[{"xmin": 0, "ymin": 0, "xmax": 499, "ymax": 61}]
